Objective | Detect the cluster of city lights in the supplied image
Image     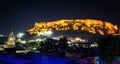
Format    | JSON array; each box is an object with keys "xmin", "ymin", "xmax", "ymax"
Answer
[
  {"xmin": 37, "ymin": 31, "xmax": 53, "ymax": 36},
  {"xmin": 27, "ymin": 19, "xmax": 119, "ymax": 35},
  {"xmin": 67, "ymin": 37, "xmax": 87, "ymax": 43}
]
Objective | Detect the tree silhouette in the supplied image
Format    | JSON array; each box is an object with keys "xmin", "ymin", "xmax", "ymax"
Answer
[
  {"xmin": 58, "ymin": 36, "xmax": 68, "ymax": 50},
  {"xmin": 97, "ymin": 35, "xmax": 120, "ymax": 62},
  {"xmin": 38, "ymin": 38, "xmax": 58, "ymax": 53}
]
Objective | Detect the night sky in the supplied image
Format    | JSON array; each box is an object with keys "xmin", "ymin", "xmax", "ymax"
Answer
[{"xmin": 0, "ymin": 0, "xmax": 120, "ymax": 35}]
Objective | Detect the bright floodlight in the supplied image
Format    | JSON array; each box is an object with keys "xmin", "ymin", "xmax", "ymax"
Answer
[
  {"xmin": 44, "ymin": 31, "xmax": 53, "ymax": 36},
  {"xmin": 21, "ymin": 40, "xmax": 26, "ymax": 44},
  {"xmin": 17, "ymin": 32, "xmax": 25, "ymax": 38},
  {"xmin": 0, "ymin": 34, "xmax": 5, "ymax": 37},
  {"xmin": 37, "ymin": 32, "xmax": 44, "ymax": 36}
]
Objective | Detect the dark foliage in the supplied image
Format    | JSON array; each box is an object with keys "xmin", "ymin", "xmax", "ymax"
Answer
[
  {"xmin": 38, "ymin": 36, "xmax": 68, "ymax": 54},
  {"xmin": 97, "ymin": 35, "xmax": 120, "ymax": 62},
  {"xmin": 0, "ymin": 37, "xmax": 7, "ymax": 44},
  {"xmin": 58, "ymin": 36, "xmax": 68, "ymax": 50},
  {"xmin": 39, "ymin": 38, "xmax": 58, "ymax": 53}
]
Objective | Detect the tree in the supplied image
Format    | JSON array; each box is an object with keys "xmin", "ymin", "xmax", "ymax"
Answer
[
  {"xmin": 97, "ymin": 35, "xmax": 120, "ymax": 62},
  {"xmin": 27, "ymin": 41, "xmax": 39, "ymax": 51},
  {"xmin": 58, "ymin": 36, "xmax": 68, "ymax": 50},
  {"xmin": 38, "ymin": 38, "xmax": 58, "ymax": 53}
]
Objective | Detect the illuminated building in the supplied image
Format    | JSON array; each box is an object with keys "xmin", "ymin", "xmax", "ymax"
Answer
[
  {"xmin": 27, "ymin": 19, "xmax": 119, "ymax": 36},
  {"xmin": 3, "ymin": 30, "xmax": 16, "ymax": 48},
  {"xmin": 3, "ymin": 30, "xmax": 16, "ymax": 54}
]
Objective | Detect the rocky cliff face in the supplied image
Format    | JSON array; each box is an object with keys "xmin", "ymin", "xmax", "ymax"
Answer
[
  {"xmin": 26, "ymin": 19, "xmax": 119, "ymax": 41},
  {"xmin": 27, "ymin": 19, "xmax": 119, "ymax": 35}
]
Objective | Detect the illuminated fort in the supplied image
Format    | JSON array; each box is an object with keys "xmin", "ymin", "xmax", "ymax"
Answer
[{"xmin": 27, "ymin": 19, "xmax": 119, "ymax": 36}]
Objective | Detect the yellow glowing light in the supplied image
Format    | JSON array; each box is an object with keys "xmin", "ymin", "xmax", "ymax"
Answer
[{"xmin": 27, "ymin": 19, "xmax": 119, "ymax": 35}]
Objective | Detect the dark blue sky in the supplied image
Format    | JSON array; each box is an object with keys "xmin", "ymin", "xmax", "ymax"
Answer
[{"xmin": 0, "ymin": 0, "xmax": 120, "ymax": 35}]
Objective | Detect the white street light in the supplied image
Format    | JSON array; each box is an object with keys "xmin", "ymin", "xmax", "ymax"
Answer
[
  {"xmin": 17, "ymin": 32, "xmax": 25, "ymax": 41},
  {"xmin": 44, "ymin": 31, "xmax": 53, "ymax": 36},
  {"xmin": 21, "ymin": 40, "xmax": 26, "ymax": 44},
  {"xmin": 17, "ymin": 32, "xmax": 25, "ymax": 38}
]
